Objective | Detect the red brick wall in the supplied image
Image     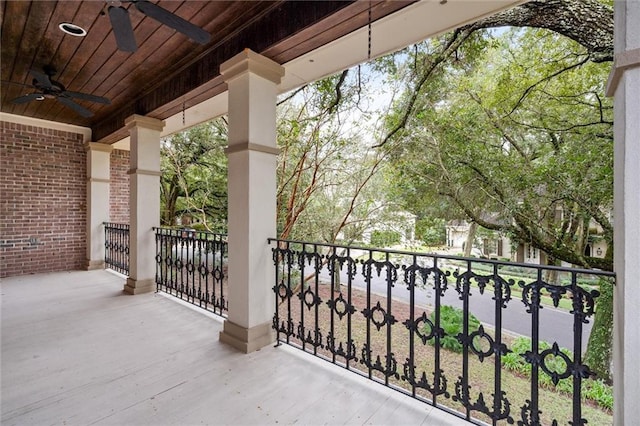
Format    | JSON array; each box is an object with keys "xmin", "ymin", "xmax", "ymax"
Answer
[
  {"xmin": 0, "ymin": 121, "xmax": 86, "ymax": 277},
  {"xmin": 110, "ymin": 149, "xmax": 129, "ymax": 223}
]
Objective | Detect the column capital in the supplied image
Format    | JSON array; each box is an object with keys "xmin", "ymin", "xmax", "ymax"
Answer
[
  {"xmin": 224, "ymin": 142, "xmax": 281, "ymax": 156},
  {"xmin": 606, "ymin": 47, "xmax": 640, "ymax": 96},
  {"xmin": 85, "ymin": 142, "xmax": 113, "ymax": 153},
  {"xmin": 125, "ymin": 114, "xmax": 165, "ymax": 132},
  {"xmin": 220, "ymin": 49, "xmax": 285, "ymax": 84}
]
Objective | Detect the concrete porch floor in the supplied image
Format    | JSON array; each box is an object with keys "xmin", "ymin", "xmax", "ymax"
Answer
[{"xmin": 1, "ymin": 270, "xmax": 468, "ymax": 426}]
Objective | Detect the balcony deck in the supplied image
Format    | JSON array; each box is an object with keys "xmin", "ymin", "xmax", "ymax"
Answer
[{"xmin": 1, "ymin": 270, "xmax": 467, "ymax": 426}]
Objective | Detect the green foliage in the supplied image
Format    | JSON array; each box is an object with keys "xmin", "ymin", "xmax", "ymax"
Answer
[
  {"xmin": 415, "ymin": 217, "xmax": 446, "ymax": 246},
  {"xmin": 583, "ymin": 378, "xmax": 614, "ymax": 411},
  {"xmin": 428, "ymin": 306, "xmax": 481, "ymax": 353},
  {"xmin": 276, "ymin": 66, "xmax": 397, "ymax": 244},
  {"xmin": 385, "ymin": 28, "xmax": 613, "ymax": 271},
  {"xmin": 503, "ymin": 336, "xmax": 613, "ymax": 411},
  {"xmin": 160, "ymin": 119, "xmax": 228, "ymax": 231},
  {"xmin": 370, "ymin": 229, "xmax": 402, "ymax": 247},
  {"xmin": 584, "ymin": 278, "xmax": 614, "ymax": 382}
]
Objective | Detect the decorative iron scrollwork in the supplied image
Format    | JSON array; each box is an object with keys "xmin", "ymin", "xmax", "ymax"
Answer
[
  {"xmin": 518, "ymin": 399, "xmax": 542, "ymax": 426},
  {"xmin": 570, "ymin": 286, "xmax": 599, "ymax": 324},
  {"xmin": 470, "ymin": 391, "xmax": 513, "ymax": 424},
  {"xmin": 299, "ymin": 287, "xmax": 322, "ymax": 310},
  {"xmin": 539, "ymin": 342, "xmax": 580, "ymax": 385},
  {"xmin": 403, "ymin": 311, "xmax": 443, "ymax": 345},
  {"xmin": 361, "ymin": 258, "xmax": 398, "ymax": 286},
  {"xmin": 453, "ymin": 377, "xmax": 471, "ymax": 407},
  {"xmin": 298, "ymin": 322, "xmax": 323, "ymax": 349},
  {"xmin": 327, "ymin": 293, "xmax": 356, "ymax": 320},
  {"xmin": 327, "ymin": 253, "xmax": 358, "ymax": 279},
  {"xmin": 273, "ymin": 281, "xmax": 293, "ymax": 303},
  {"xmin": 274, "ymin": 316, "xmax": 295, "ymax": 338},
  {"xmin": 402, "ymin": 362, "xmax": 449, "ymax": 398},
  {"xmin": 468, "ymin": 325, "xmax": 510, "ymax": 363},
  {"xmin": 361, "ymin": 343, "xmax": 399, "ymax": 379},
  {"xmin": 326, "ymin": 331, "xmax": 357, "ymax": 361},
  {"xmin": 305, "ymin": 250, "xmax": 325, "ymax": 270},
  {"xmin": 198, "ymin": 263, "xmax": 209, "ymax": 277},
  {"xmin": 403, "ymin": 264, "xmax": 449, "ymax": 296},
  {"xmin": 362, "ymin": 300, "xmax": 397, "ymax": 331}
]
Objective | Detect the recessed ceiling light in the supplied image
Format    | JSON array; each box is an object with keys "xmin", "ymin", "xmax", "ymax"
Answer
[
  {"xmin": 35, "ymin": 95, "xmax": 45, "ymax": 101},
  {"xmin": 58, "ymin": 22, "xmax": 87, "ymax": 37}
]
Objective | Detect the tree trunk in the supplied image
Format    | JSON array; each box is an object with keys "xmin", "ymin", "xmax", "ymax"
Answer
[
  {"xmin": 583, "ymin": 277, "xmax": 613, "ymax": 383},
  {"xmin": 543, "ymin": 256, "xmax": 559, "ymax": 285},
  {"xmin": 332, "ymin": 260, "xmax": 341, "ymax": 290},
  {"xmin": 464, "ymin": 221, "xmax": 478, "ymax": 257}
]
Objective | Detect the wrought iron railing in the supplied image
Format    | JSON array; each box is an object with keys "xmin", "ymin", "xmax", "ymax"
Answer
[
  {"xmin": 103, "ymin": 222, "xmax": 130, "ymax": 275},
  {"xmin": 268, "ymin": 238, "xmax": 615, "ymax": 425},
  {"xmin": 154, "ymin": 227, "xmax": 228, "ymax": 316}
]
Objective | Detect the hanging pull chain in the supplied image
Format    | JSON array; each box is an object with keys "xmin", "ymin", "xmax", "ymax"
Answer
[
  {"xmin": 367, "ymin": 0, "xmax": 372, "ymax": 60},
  {"xmin": 182, "ymin": 101, "xmax": 186, "ymax": 126}
]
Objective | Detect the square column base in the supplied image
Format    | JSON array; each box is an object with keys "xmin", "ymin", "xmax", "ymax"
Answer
[
  {"xmin": 123, "ymin": 278, "xmax": 155, "ymax": 295},
  {"xmin": 85, "ymin": 259, "xmax": 105, "ymax": 271},
  {"xmin": 219, "ymin": 320, "xmax": 275, "ymax": 353}
]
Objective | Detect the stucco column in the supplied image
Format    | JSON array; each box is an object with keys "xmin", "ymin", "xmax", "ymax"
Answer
[
  {"xmin": 85, "ymin": 142, "xmax": 113, "ymax": 270},
  {"xmin": 218, "ymin": 49, "xmax": 284, "ymax": 353},
  {"xmin": 123, "ymin": 114, "xmax": 165, "ymax": 295},
  {"xmin": 607, "ymin": 1, "xmax": 640, "ymax": 424}
]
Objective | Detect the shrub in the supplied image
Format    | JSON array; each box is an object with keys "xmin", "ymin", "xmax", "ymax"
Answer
[
  {"xmin": 370, "ymin": 229, "xmax": 402, "ymax": 248},
  {"xmin": 415, "ymin": 217, "xmax": 446, "ymax": 246},
  {"xmin": 427, "ymin": 305, "xmax": 481, "ymax": 353},
  {"xmin": 502, "ymin": 336, "xmax": 613, "ymax": 411},
  {"xmin": 584, "ymin": 379, "xmax": 613, "ymax": 411}
]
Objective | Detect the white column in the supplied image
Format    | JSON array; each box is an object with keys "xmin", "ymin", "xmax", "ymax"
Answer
[
  {"xmin": 218, "ymin": 49, "xmax": 284, "ymax": 353},
  {"xmin": 123, "ymin": 114, "xmax": 165, "ymax": 295},
  {"xmin": 85, "ymin": 142, "xmax": 113, "ymax": 270},
  {"xmin": 607, "ymin": 1, "xmax": 640, "ymax": 424}
]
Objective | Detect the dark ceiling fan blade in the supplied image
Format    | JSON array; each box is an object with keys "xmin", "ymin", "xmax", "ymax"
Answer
[
  {"xmin": 57, "ymin": 97, "xmax": 94, "ymax": 118},
  {"xmin": 109, "ymin": 5, "xmax": 137, "ymax": 52},
  {"xmin": 135, "ymin": 1, "xmax": 211, "ymax": 45},
  {"xmin": 64, "ymin": 91, "xmax": 111, "ymax": 105},
  {"xmin": 29, "ymin": 70, "xmax": 53, "ymax": 87},
  {"xmin": 11, "ymin": 93, "xmax": 44, "ymax": 104}
]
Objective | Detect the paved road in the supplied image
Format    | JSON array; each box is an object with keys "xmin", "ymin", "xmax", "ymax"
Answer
[{"xmin": 318, "ymin": 267, "xmax": 592, "ymax": 351}]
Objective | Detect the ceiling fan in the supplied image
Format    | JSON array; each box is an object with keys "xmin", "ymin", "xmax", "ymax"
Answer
[
  {"xmin": 107, "ymin": 0, "xmax": 211, "ymax": 52},
  {"xmin": 11, "ymin": 66, "xmax": 111, "ymax": 118}
]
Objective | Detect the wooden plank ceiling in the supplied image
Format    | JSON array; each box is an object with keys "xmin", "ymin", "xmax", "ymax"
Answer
[{"xmin": 0, "ymin": 0, "xmax": 414, "ymax": 144}]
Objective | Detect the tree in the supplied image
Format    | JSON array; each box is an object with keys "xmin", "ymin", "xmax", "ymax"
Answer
[
  {"xmin": 276, "ymin": 68, "xmax": 396, "ymax": 244},
  {"xmin": 276, "ymin": 67, "xmax": 411, "ymax": 291},
  {"xmin": 380, "ymin": 3, "xmax": 614, "ymax": 379},
  {"xmin": 160, "ymin": 119, "xmax": 228, "ymax": 231}
]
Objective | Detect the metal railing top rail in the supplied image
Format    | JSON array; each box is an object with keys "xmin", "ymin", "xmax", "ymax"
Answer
[
  {"xmin": 103, "ymin": 222, "xmax": 130, "ymax": 227},
  {"xmin": 153, "ymin": 226, "xmax": 227, "ymax": 238},
  {"xmin": 267, "ymin": 237, "xmax": 616, "ymax": 278}
]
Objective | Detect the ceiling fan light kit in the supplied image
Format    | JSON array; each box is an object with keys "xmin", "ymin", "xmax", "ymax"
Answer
[{"xmin": 11, "ymin": 67, "xmax": 111, "ymax": 118}]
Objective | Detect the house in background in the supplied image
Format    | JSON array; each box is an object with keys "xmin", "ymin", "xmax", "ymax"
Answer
[
  {"xmin": 445, "ymin": 216, "xmax": 608, "ymax": 266},
  {"xmin": 445, "ymin": 219, "xmax": 513, "ymax": 259}
]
